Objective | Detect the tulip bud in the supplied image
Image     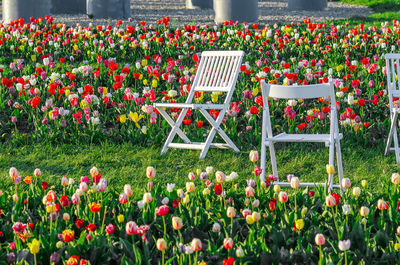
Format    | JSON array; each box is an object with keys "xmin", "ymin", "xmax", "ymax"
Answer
[
  {"xmin": 34, "ymin": 168, "xmax": 41, "ymax": 177},
  {"xmin": 186, "ymin": 182, "xmax": 196, "ymax": 193},
  {"xmin": 278, "ymin": 191, "xmax": 288, "ymax": 203},
  {"xmin": 202, "ymin": 188, "xmax": 210, "ymax": 195},
  {"xmin": 124, "ymin": 184, "xmax": 133, "ymax": 197},
  {"xmin": 236, "ymin": 247, "xmax": 244, "ymax": 258},
  {"xmin": 143, "ymin": 192, "xmax": 152, "ymax": 203},
  {"xmin": 361, "ymin": 180, "xmax": 367, "ymax": 187},
  {"xmin": 215, "ymin": 171, "xmax": 226, "ymax": 183},
  {"xmin": 63, "ymin": 213, "xmax": 70, "ymax": 221},
  {"xmin": 227, "ymin": 207, "xmax": 236, "ymax": 218},
  {"xmin": 245, "ymin": 186, "xmax": 255, "ymax": 197},
  {"xmin": 156, "ymin": 238, "xmax": 167, "ymax": 251},
  {"xmin": 147, "ymin": 181, "xmax": 154, "ymax": 190},
  {"xmin": 352, "ymin": 187, "xmax": 361, "ymax": 197},
  {"xmin": 249, "ymin": 150, "xmax": 259, "ymax": 162},
  {"xmin": 206, "ymin": 166, "xmax": 213, "ymax": 175},
  {"xmin": 392, "ymin": 173, "xmax": 400, "ymax": 185},
  {"xmin": 196, "ymin": 169, "xmax": 202, "ymax": 176},
  {"xmin": 90, "ymin": 167, "xmax": 99, "ymax": 177},
  {"xmin": 273, "ymin": 185, "xmax": 280, "ymax": 193},
  {"xmin": 212, "ymin": 222, "xmax": 221, "ymax": 233},
  {"xmin": 119, "ymin": 193, "xmax": 129, "ymax": 204},
  {"xmin": 290, "ymin": 176, "xmax": 300, "ymax": 189},
  {"xmin": 341, "ymin": 178, "xmax": 351, "ymax": 188},
  {"xmin": 360, "ymin": 206, "xmax": 369, "ymax": 217},
  {"xmin": 191, "ymin": 238, "xmax": 202, "ymax": 252},
  {"xmin": 397, "ymin": 226, "xmax": 400, "ymax": 236},
  {"xmin": 146, "ymin": 166, "xmax": 156, "ymax": 178},
  {"xmin": 223, "ymin": 238, "xmax": 234, "ymax": 249},
  {"xmin": 246, "ymin": 215, "xmax": 255, "ymax": 225},
  {"xmin": 188, "ymin": 172, "xmax": 196, "ymax": 180},
  {"xmin": 252, "ymin": 211, "xmax": 261, "ymax": 221},
  {"xmin": 342, "ymin": 204, "xmax": 351, "ymax": 215},
  {"xmin": 252, "ymin": 199, "xmax": 260, "ymax": 208},
  {"xmin": 172, "ymin": 216, "xmax": 183, "ymax": 230},
  {"xmin": 315, "ymin": 233, "xmax": 325, "ymax": 246},
  {"xmin": 377, "ymin": 199, "xmax": 388, "ymax": 210},
  {"xmin": 301, "ymin": 207, "xmax": 308, "ymax": 217},
  {"xmin": 325, "ymin": 195, "xmax": 336, "ymax": 207}
]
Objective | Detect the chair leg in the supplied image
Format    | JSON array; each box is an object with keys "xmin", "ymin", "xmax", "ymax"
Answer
[
  {"xmin": 335, "ymin": 139, "xmax": 344, "ymax": 194},
  {"xmin": 328, "ymin": 141, "xmax": 335, "ymax": 192},
  {"xmin": 269, "ymin": 142, "xmax": 279, "ymax": 181},
  {"xmin": 385, "ymin": 111, "xmax": 397, "ymax": 154},
  {"xmin": 394, "ymin": 125, "xmax": 400, "ymax": 163},
  {"xmin": 260, "ymin": 140, "xmax": 267, "ymax": 183},
  {"xmin": 161, "ymin": 126, "xmax": 179, "ymax": 155},
  {"xmin": 199, "ymin": 128, "xmax": 217, "ymax": 159}
]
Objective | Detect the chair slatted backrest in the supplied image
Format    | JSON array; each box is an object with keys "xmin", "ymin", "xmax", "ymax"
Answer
[
  {"xmin": 195, "ymin": 51, "xmax": 244, "ymax": 93},
  {"xmin": 261, "ymin": 80, "xmax": 337, "ymax": 137},
  {"xmin": 385, "ymin": 54, "xmax": 400, "ymax": 102}
]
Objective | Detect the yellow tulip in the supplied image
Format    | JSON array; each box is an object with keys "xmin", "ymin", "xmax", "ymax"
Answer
[
  {"xmin": 129, "ymin": 112, "xmax": 144, "ymax": 128},
  {"xmin": 295, "ymin": 219, "xmax": 304, "ymax": 231},
  {"xmin": 27, "ymin": 238, "xmax": 40, "ymax": 254},
  {"xmin": 326, "ymin": 164, "xmax": 335, "ymax": 175},
  {"xmin": 211, "ymin": 93, "xmax": 218, "ymax": 103},
  {"xmin": 182, "ymin": 194, "xmax": 190, "ymax": 205},
  {"xmin": 152, "ymin": 79, "xmax": 158, "ymax": 88},
  {"xmin": 119, "ymin": 115, "xmax": 127, "ymax": 124},
  {"xmin": 117, "ymin": 214, "xmax": 125, "ymax": 223}
]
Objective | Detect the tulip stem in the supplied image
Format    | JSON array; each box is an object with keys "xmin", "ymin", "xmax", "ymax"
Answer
[
  {"xmin": 162, "ymin": 250, "xmax": 165, "ymax": 265},
  {"xmin": 131, "ymin": 235, "xmax": 138, "ymax": 262},
  {"xmin": 194, "ymin": 252, "xmax": 198, "ymax": 265},
  {"xmin": 294, "ymin": 192, "xmax": 297, "ymax": 219},
  {"xmin": 162, "ymin": 216, "xmax": 166, "ymax": 238},
  {"xmin": 230, "ymin": 217, "xmax": 233, "ymax": 236},
  {"xmin": 34, "ymin": 254, "xmax": 37, "ymax": 265},
  {"xmin": 318, "ymin": 245, "xmax": 322, "ymax": 265},
  {"xmin": 344, "ymin": 250, "xmax": 348, "ymax": 265}
]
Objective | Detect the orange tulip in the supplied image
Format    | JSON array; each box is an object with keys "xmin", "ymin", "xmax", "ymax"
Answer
[
  {"xmin": 88, "ymin": 202, "xmax": 101, "ymax": 213},
  {"xmin": 24, "ymin": 176, "xmax": 33, "ymax": 184}
]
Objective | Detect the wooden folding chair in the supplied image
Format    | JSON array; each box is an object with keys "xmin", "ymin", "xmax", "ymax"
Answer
[
  {"xmin": 385, "ymin": 53, "xmax": 400, "ymax": 163},
  {"xmin": 154, "ymin": 50, "xmax": 244, "ymax": 159},
  {"xmin": 259, "ymin": 79, "xmax": 344, "ymax": 190}
]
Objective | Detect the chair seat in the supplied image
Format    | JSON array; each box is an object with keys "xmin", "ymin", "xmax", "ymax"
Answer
[
  {"xmin": 154, "ymin": 103, "xmax": 225, "ymax": 109},
  {"xmin": 265, "ymin": 133, "xmax": 343, "ymax": 143}
]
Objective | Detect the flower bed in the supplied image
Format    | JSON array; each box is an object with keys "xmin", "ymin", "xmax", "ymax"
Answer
[
  {"xmin": 0, "ymin": 17, "xmax": 399, "ymax": 145},
  {"xmin": 2, "ymin": 155, "xmax": 400, "ymax": 264}
]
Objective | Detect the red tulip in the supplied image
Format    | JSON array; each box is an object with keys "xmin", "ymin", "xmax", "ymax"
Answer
[{"xmin": 156, "ymin": 205, "xmax": 169, "ymax": 216}]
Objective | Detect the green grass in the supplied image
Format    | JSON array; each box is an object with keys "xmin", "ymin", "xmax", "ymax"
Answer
[
  {"xmin": 337, "ymin": 0, "xmax": 400, "ymax": 26},
  {"xmin": 0, "ymin": 142, "xmax": 399, "ymax": 195}
]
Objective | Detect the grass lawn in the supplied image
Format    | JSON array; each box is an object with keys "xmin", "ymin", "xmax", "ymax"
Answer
[
  {"xmin": 1, "ymin": 141, "xmax": 398, "ymax": 195},
  {"xmin": 337, "ymin": 0, "xmax": 400, "ymax": 26}
]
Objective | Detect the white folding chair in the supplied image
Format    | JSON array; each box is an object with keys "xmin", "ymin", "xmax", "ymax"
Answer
[
  {"xmin": 154, "ymin": 50, "xmax": 244, "ymax": 159},
  {"xmin": 259, "ymin": 79, "xmax": 344, "ymax": 190},
  {"xmin": 385, "ymin": 53, "xmax": 400, "ymax": 163}
]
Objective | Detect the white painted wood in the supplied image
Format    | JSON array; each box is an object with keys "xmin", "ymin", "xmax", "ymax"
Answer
[
  {"xmin": 385, "ymin": 54, "xmax": 400, "ymax": 163},
  {"xmin": 272, "ymin": 182, "xmax": 340, "ymax": 188},
  {"xmin": 259, "ymin": 79, "xmax": 343, "ymax": 191},
  {"xmin": 154, "ymin": 103, "xmax": 225, "ymax": 109},
  {"xmin": 268, "ymin": 83, "xmax": 331, "ymax": 99},
  {"xmin": 169, "ymin": 142, "xmax": 231, "ymax": 149},
  {"xmin": 154, "ymin": 50, "xmax": 244, "ymax": 158}
]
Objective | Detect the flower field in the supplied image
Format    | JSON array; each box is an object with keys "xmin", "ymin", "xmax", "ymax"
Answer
[
  {"xmin": 0, "ymin": 16, "xmax": 399, "ymax": 146},
  {"xmin": 2, "ymin": 153, "xmax": 400, "ymax": 265}
]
